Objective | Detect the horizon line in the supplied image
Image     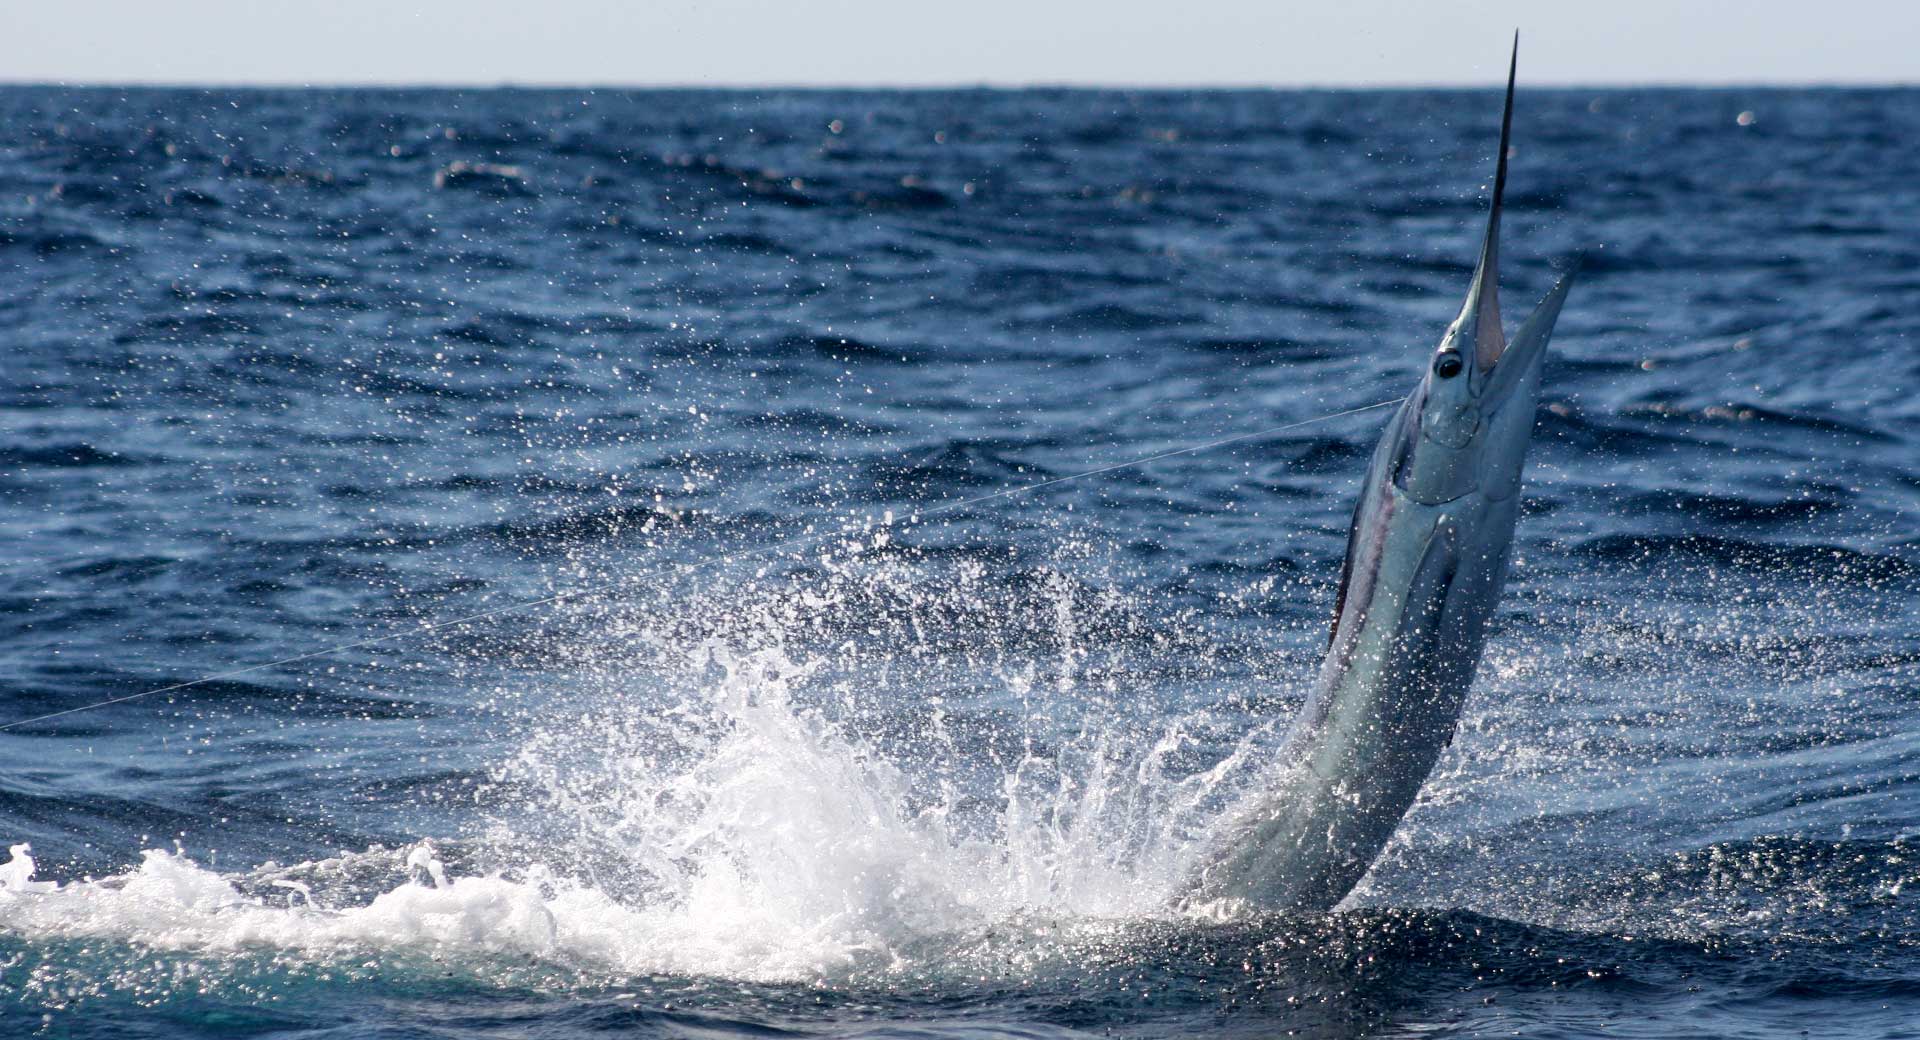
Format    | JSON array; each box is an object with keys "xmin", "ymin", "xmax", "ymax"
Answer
[{"xmin": 2, "ymin": 78, "xmax": 1916, "ymax": 92}]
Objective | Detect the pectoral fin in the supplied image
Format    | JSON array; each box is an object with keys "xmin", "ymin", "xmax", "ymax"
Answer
[{"xmin": 1402, "ymin": 522, "xmax": 1461, "ymax": 655}]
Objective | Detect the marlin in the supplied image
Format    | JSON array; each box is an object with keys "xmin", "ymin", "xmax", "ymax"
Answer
[{"xmin": 1186, "ymin": 41, "xmax": 1575, "ymax": 913}]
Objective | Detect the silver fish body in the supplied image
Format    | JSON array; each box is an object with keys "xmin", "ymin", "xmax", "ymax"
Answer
[{"xmin": 1187, "ymin": 40, "xmax": 1576, "ymax": 913}]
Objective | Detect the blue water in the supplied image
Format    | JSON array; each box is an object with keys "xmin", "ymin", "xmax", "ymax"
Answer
[{"xmin": 1, "ymin": 85, "xmax": 1917, "ymax": 1038}]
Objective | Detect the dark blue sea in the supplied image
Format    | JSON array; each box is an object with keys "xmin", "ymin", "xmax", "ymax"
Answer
[{"xmin": 1, "ymin": 84, "xmax": 1916, "ymax": 1038}]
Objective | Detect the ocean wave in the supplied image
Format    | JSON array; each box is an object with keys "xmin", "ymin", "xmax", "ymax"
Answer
[
  {"xmin": 3, "ymin": 83, "xmax": 1917, "ymax": 1039},
  {"xmin": 1570, "ymin": 533, "xmax": 1913, "ymax": 580}
]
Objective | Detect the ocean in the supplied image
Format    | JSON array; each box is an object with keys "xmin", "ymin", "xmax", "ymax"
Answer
[{"xmin": 1, "ymin": 84, "xmax": 1916, "ymax": 1038}]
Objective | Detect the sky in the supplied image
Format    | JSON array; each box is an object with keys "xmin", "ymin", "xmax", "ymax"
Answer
[{"xmin": 4, "ymin": 1, "xmax": 1914, "ymax": 87}]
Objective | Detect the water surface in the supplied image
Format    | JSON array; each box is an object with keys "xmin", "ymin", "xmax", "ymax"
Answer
[{"xmin": 1, "ymin": 85, "xmax": 1916, "ymax": 1037}]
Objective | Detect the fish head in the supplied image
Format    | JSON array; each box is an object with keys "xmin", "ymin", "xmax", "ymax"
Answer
[
  {"xmin": 1393, "ymin": 37, "xmax": 1575, "ymax": 506},
  {"xmin": 1397, "ymin": 262, "xmax": 1574, "ymax": 506}
]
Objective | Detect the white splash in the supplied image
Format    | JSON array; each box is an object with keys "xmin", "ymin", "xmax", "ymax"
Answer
[
  {"xmin": 0, "ymin": 651, "xmax": 1267, "ymax": 984},
  {"xmin": 0, "ymin": 552, "xmax": 1291, "ymax": 986},
  {"xmin": 1, "ymin": 843, "xmax": 554, "ymax": 957}
]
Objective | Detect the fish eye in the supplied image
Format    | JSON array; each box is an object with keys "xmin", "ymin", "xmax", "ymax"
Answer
[{"xmin": 1433, "ymin": 350, "xmax": 1464, "ymax": 378}]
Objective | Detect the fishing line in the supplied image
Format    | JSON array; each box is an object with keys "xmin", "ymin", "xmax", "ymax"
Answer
[{"xmin": 0, "ymin": 396, "xmax": 1404, "ymax": 732}]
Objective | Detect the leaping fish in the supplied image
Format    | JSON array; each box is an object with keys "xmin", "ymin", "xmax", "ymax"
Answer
[{"xmin": 1186, "ymin": 39, "xmax": 1576, "ymax": 913}]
